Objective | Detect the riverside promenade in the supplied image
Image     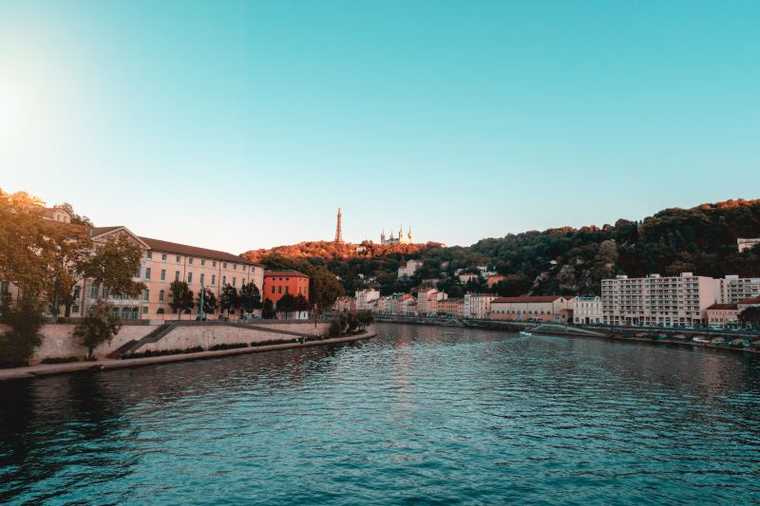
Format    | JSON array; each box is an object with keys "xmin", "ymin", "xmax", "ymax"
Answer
[{"xmin": 0, "ymin": 329, "xmax": 376, "ymax": 382}]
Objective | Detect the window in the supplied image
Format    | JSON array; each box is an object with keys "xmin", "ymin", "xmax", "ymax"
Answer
[
  {"xmin": 0, "ymin": 281, "xmax": 8, "ymax": 294},
  {"xmin": 145, "ymin": 267, "xmax": 151, "ymax": 280},
  {"xmin": 175, "ymin": 271, "xmax": 180, "ymax": 281},
  {"xmin": 143, "ymin": 289, "xmax": 149, "ymax": 301},
  {"xmin": 90, "ymin": 284, "xmax": 99, "ymax": 298},
  {"xmin": 233, "ymin": 264, "xmax": 237, "ymax": 270},
  {"xmin": 213, "ymin": 261, "xmax": 217, "ymax": 267},
  {"xmin": 201, "ymin": 259, "xmax": 206, "ymax": 266},
  {"xmin": 162, "ymin": 254, "xmax": 167, "ymax": 262},
  {"xmin": 223, "ymin": 262, "xmax": 227, "ymax": 269},
  {"xmin": 161, "ymin": 269, "xmax": 166, "ymax": 281},
  {"xmin": 278, "ymin": 286, "xmax": 282, "ymax": 294},
  {"xmin": 222, "ymin": 275, "xmax": 226, "ymax": 285},
  {"xmin": 146, "ymin": 251, "xmax": 152, "ymax": 259},
  {"xmin": 189, "ymin": 257, "xmax": 194, "ymax": 264},
  {"xmin": 272, "ymin": 286, "xmax": 275, "ymax": 294},
  {"xmin": 232, "ymin": 277, "xmax": 236, "ymax": 287},
  {"xmin": 187, "ymin": 272, "xmax": 193, "ymax": 284},
  {"xmin": 176, "ymin": 255, "xmax": 181, "ymax": 262},
  {"xmin": 142, "ymin": 306, "xmax": 148, "ymax": 314},
  {"xmin": 211, "ymin": 274, "xmax": 216, "ymax": 286},
  {"xmin": 159, "ymin": 289, "xmax": 165, "ymax": 302},
  {"xmin": 200, "ymin": 273, "xmax": 205, "ymax": 286}
]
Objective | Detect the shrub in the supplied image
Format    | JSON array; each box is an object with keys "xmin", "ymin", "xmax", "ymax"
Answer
[
  {"xmin": 73, "ymin": 301, "xmax": 121, "ymax": 359},
  {"xmin": 40, "ymin": 356, "xmax": 82, "ymax": 364},
  {"xmin": 0, "ymin": 297, "xmax": 44, "ymax": 367},
  {"xmin": 208, "ymin": 342, "xmax": 248, "ymax": 351}
]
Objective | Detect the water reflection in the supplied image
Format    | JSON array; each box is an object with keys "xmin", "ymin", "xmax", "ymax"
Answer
[{"xmin": 0, "ymin": 324, "xmax": 758, "ymax": 505}]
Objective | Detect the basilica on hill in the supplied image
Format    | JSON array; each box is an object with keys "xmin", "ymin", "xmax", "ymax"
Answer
[{"xmin": 381, "ymin": 226, "xmax": 413, "ymax": 245}]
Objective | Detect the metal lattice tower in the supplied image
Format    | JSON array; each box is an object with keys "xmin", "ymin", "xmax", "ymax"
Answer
[{"xmin": 335, "ymin": 208, "xmax": 343, "ymax": 243}]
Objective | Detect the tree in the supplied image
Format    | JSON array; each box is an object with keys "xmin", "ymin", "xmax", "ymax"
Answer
[
  {"xmin": 262, "ymin": 298, "xmax": 275, "ymax": 319},
  {"xmin": 220, "ymin": 284, "xmax": 239, "ymax": 317},
  {"xmin": 293, "ymin": 294, "xmax": 311, "ymax": 314},
  {"xmin": 196, "ymin": 288, "xmax": 217, "ymax": 317},
  {"xmin": 0, "ymin": 296, "xmax": 44, "ymax": 367},
  {"xmin": 78, "ymin": 234, "xmax": 145, "ymax": 315},
  {"xmin": 73, "ymin": 301, "xmax": 121, "ymax": 359},
  {"xmin": 277, "ymin": 293, "xmax": 296, "ymax": 320},
  {"xmin": 309, "ymin": 266, "xmax": 344, "ymax": 314},
  {"xmin": 239, "ymin": 281, "xmax": 262, "ymax": 314},
  {"xmin": 169, "ymin": 280, "xmax": 194, "ymax": 319},
  {"xmin": 739, "ymin": 307, "xmax": 760, "ymax": 327}
]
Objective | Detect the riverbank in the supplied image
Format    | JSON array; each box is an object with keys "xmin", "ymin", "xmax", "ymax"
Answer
[{"xmin": 0, "ymin": 330, "xmax": 376, "ymax": 382}]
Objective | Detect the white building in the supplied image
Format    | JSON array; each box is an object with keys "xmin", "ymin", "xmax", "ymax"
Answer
[
  {"xmin": 718, "ymin": 275, "xmax": 760, "ymax": 304},
  {"xmin": 381, "ymin": 226, "xmax": 413, "ymax": 245},
  {"xmin": 601, "ymin": 273, "xmax": 720, "ymax": 327},
  {"xmin": 572, "ymin": 296, "xmax": 603, "ymax": 325},
  {"xmin": 355, "ymin": 288, "xmax": 380, "ymax": 311},
  {"xmin": 737, "ymin": 238, "xmax": 760, "ymax": 253},
  {"xmin": 463, "ymin": 293, "xmax": 496, "ymax": 319},
  {"xmin": 398, "ymin": 259, "xmax": 423, "ymax": 279}
]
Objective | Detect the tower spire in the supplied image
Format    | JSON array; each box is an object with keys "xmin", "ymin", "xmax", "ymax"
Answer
[{"xmin": 334, "ymin": 208, "xmax": 343, "ymax": 243}]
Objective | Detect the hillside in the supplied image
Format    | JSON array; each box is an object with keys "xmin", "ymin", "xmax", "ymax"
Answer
[
  {"xmin": 243, "ymin": 240, "xmax": 443, "ymax": 263},
  {"xmin": 246, "ymin": 199, "xmax": 760, "ymax": 299}
]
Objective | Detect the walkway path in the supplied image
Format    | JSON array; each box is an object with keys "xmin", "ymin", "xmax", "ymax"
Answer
[{"xmin": 0, "ymin": 331, "xmax": 376, "ymax": 382}]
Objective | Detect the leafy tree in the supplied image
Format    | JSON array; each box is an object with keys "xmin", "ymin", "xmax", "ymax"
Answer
[
  {"xmin": 239, "ymin": 282, "xmax": 262, "ymax": 314},
  {"xmin": 262, "ymin": 298, "xmax": 275, "ymax": 319},
  {"xmin": 73, "ymin": 301, "xmax": 121, "ymax": 359},
  {"xmin": 276, "ymin": 293, "xmax": 296, "ymax": 319},
  {"xmin": 308, "ymin": 266, "xmax": 344, "ymax": 313},
  {"xmin": 356, "ymin": 310, "xmax": 374, "ymax": 329},
  {"xmin": 196, "ymin": 288, "xmax": 217, "ymax": 316},
  {"xmin": 220, "ymin": 284, "xmax": 239, "ymax": 316},
  {"xmin": 739, "ymin": 307, "xmax": 760, "ymax": 327},
  {"xmin": 293, "ymin": 294, "xmax": 311, "ymax": 313},
  {"xmin": 78, "ymin": 235, "xmax": 145, "ymax": 314},
  {"xmin": 169, "ymin": 280, "xmax": 194, "ymax": 319},
  {"xmin": 0, "ymin": 296, "xmax": 44, "ymax": 367}
]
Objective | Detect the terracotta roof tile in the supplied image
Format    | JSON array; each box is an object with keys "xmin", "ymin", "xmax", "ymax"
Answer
[{"xmin": 139, "ymin": 236, "xmax": 258, "ymax": 266}]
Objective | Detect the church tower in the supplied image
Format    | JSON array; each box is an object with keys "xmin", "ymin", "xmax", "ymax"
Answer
[{"xmin": 335, "ymin": 208, "xmax": 343, "ymax": 243}]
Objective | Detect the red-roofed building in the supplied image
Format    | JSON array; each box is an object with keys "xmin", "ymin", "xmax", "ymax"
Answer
[
  {"xmin": 706, "ymin": 303, "xmax": 739, "ymax": 328},
  {"xmin": 490, "ymin": 296, "xmax": 574, "ymax": 322}
]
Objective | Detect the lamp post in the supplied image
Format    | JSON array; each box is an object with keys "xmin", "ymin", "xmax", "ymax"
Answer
[{"xmin": 198, "ymin": 280, "xmax": 206, "ymax": 321}]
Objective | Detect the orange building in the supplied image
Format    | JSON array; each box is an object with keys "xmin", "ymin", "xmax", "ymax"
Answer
[{"xmin": 263, "ymin": 270, "xmax": 310, "ymax": 305}]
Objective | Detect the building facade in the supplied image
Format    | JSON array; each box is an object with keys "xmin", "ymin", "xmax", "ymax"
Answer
[
  {"xmin": 572, "ymin": 296, "xmax": 603, "ymax": 324},
  {"xmin": 355, "ymin": 288, "xmax": 380, "ymax": 311},
  {"xmin": 737, "ymin": 238, "xmax": 760, "ymax": 253},
  {"xmin": 381, "ymin": 226, "xmax": 413, "ymax": 245},
  {"xmin": 705, "ymin": 304, "xmax": 740, "ymax": 328},
  {"xmin": 436, "ymin": 298, "xmax": 463, "ymax": 318},
  {"xmin": 490, "ymin": 296, "xmax": 573, "ymax": 322},
  {"xmin": 463, "ymin": 293, "xmax": 496, "ymax": 319},
  {"xmin": 718, "ymin": 275, "xmax": 760, "ymax": 304},
  {"xmin": 263, "ymin": 270, "xmax": 310, "ymax": 307},
  {"xmin": 601, "ymin": 273, "xmax": 720, "ymax": 327},
  {"xmin": 398, "ymin": 259, "xmax": 423, "ymax": 278}
]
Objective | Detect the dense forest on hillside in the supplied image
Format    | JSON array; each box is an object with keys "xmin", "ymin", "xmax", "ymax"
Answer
[{"xmin": 248, "ymin": 199, "xmax": 760, "ymax": 299}]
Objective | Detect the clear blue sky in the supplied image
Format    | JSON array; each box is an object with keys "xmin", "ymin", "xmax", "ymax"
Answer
[{"xmin": 2, "ymin": 1, "xmax": 758, "ymax": 253}]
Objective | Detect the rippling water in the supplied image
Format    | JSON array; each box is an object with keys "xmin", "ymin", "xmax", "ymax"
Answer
[{"xmin": 1, "ymin": 324, "xmax": 759, "ymax": 505}]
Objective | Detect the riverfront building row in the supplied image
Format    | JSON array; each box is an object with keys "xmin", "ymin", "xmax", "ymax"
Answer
[{"xmin": 343, "ymin": 272, "xmax": 760, "ymax": 329}]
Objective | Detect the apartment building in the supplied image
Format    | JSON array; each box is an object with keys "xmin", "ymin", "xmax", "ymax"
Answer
[
  {"xmin": 572, "ymin": 296, "xmax": 603, "ymax": 324},
  {"xmin": 463, "ymin": 293, "xmax": 496, "ymax": 319},
  {"xmin": 436, "ymin": 298, "xmax": 464, "ymax": 318},
  {"xmin": 601, "ymin": 273, "xmax": 719, "ymax": 327},
  {"xmin": 718, "ymin": 275, "xmax": 760, "ymax": 304},
  {"xmin": 417, "ymin": 288, "xmax": 446, "ymax": 316}
]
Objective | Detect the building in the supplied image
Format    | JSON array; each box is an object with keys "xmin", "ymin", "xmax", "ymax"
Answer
[
  {"xmin": 705, "ymin": 304, "xmax": 740, "ymax": 328},
  {"xmin": 417, "ymin": 288, "xmax": 445, "ymax": 316},
  {"xmin": 737, "ymin": 238, "xmax": 760, "ymax": 253},
  {"xmin": 490, "ymin": 296, "xmax": 573, "ymax": 322},
  {"xmin": 601, "ymin": 273, "xmax": 720, "ymax": 327},
  {"xmin": 718, "ymin": 275, "xmax": 760, "ymax": 304},
  {"xmin": 572, "ymin": 296, "xmax": 603, "ymax": 325},
  {"xmin": 67, "ymin": 226, "xmax": 265, "ymax": 320},
  {"xmin": 42, "ymin": 205, "xmax": 73, "ymax": 224},
  {"xmin": 381, "ymin": 226, "xmax": 413, "ymax": 245},
  {"xmin": 458, "ymin": 273, "xmax": 480, "ymax": 284},
  {"xmin": 376, "ymin": 293, "xmax": 416, "ymax": 315},
  {"xmin": 463, "ymin": 293, "xmax": 496, "ymax": 319},
  {"xmin": 334, "ymin": 208, "xmax": 343, "ymax": 243},
  {"xmin": 486, "ymin": 274, "xmax": 507, "ymax": 288},
  {"xmin": 437, "ymin": 298, "xmax": 463, "ymax": 318},
  {"xmin": 398, "ymin": 259, "xmax": 423, "ymax": 278},
  {"xmin": 738, "ymin": 296, "xmax": 760, "ymax": 313},
  {"xmin": 355, "ymin": 288, "xmax": 380, "ymax": 311},
  {"xmin": 263, "ymin": 270, "xmax": 310, "ymax": 307},
  {"xmin": 333, "ymin": 296, "xmax": 356, "ymax": 313}
]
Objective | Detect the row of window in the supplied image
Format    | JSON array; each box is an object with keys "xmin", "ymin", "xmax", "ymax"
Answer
[
  {"xmin": 145, "ymin": 251, "xmax": 251, "ymax": 271},
  {"xmin": 270, "ymin": 285, "xmax": 306, "ymax": 295},
  {"xmin": 143, "ymin": 268, "xmax": 243, "ymax": 287}
]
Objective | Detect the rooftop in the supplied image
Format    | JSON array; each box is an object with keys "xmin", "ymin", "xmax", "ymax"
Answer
[
  {"xmin": 140, "ymin": 236, "xmax": 257, "ymax": 266},
  {"xmin": 706, "ymin": 303, "xmax": 738, "ymax": 310},
  {"xmin": 493, "ymin": 296, "xmax": 564, "ymax": 304},
  {"xmin": 264, "ymin": 270, "xmax": 309, "ymax": 278}
]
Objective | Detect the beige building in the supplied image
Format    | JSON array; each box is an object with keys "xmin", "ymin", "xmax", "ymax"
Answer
[
  {"xmin": 490, "ymin": 296, "xmax": 573, "ymax": 322},
  {"xmin": 737, "ymin": 238, "xmax": 760, "ymax": 253},
  {"xmin": 398, "ymin": 259, "xmax": 423, "ymax": 279},
  {"xmin": 417, "ymin": 288, "xmax": 447, "ymax": 316},
  {"xmin": 355, "ymin": 288, "xmax": 380, "ymax": 311},
  {"xmin": 601, "ymin": 273, "xmax": 719, "ymax": 327},
  {"xmin": 718, "ymin": 275, "xmax": 760, "ymax": 304},
  {"xmin": 572, "ymin": 296, "xmax": 603, "ymax": 324},
  {"xmin": 436, "ymin": 298, "xmax": 464, "ymax": 318},
  {"xmin": 71, "ymin": 226, "xmax": 263, "ymax": 320},
  {"xmin": 463, "ymin": 293, "xmax": 496, "ymax": 319},
  {"xmin": 705, "ymin": 304, "xmax": 739, "ymax": 328}
]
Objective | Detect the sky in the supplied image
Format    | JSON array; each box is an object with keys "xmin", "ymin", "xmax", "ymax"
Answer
[{"xmin": 1, "ymin": 1, "xmax": 759, "ymax": 253}]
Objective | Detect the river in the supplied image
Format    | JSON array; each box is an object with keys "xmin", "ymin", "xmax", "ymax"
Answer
[{"xmin": 1, "ymin": 323, "xmax": 759, "ymax": 505}]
